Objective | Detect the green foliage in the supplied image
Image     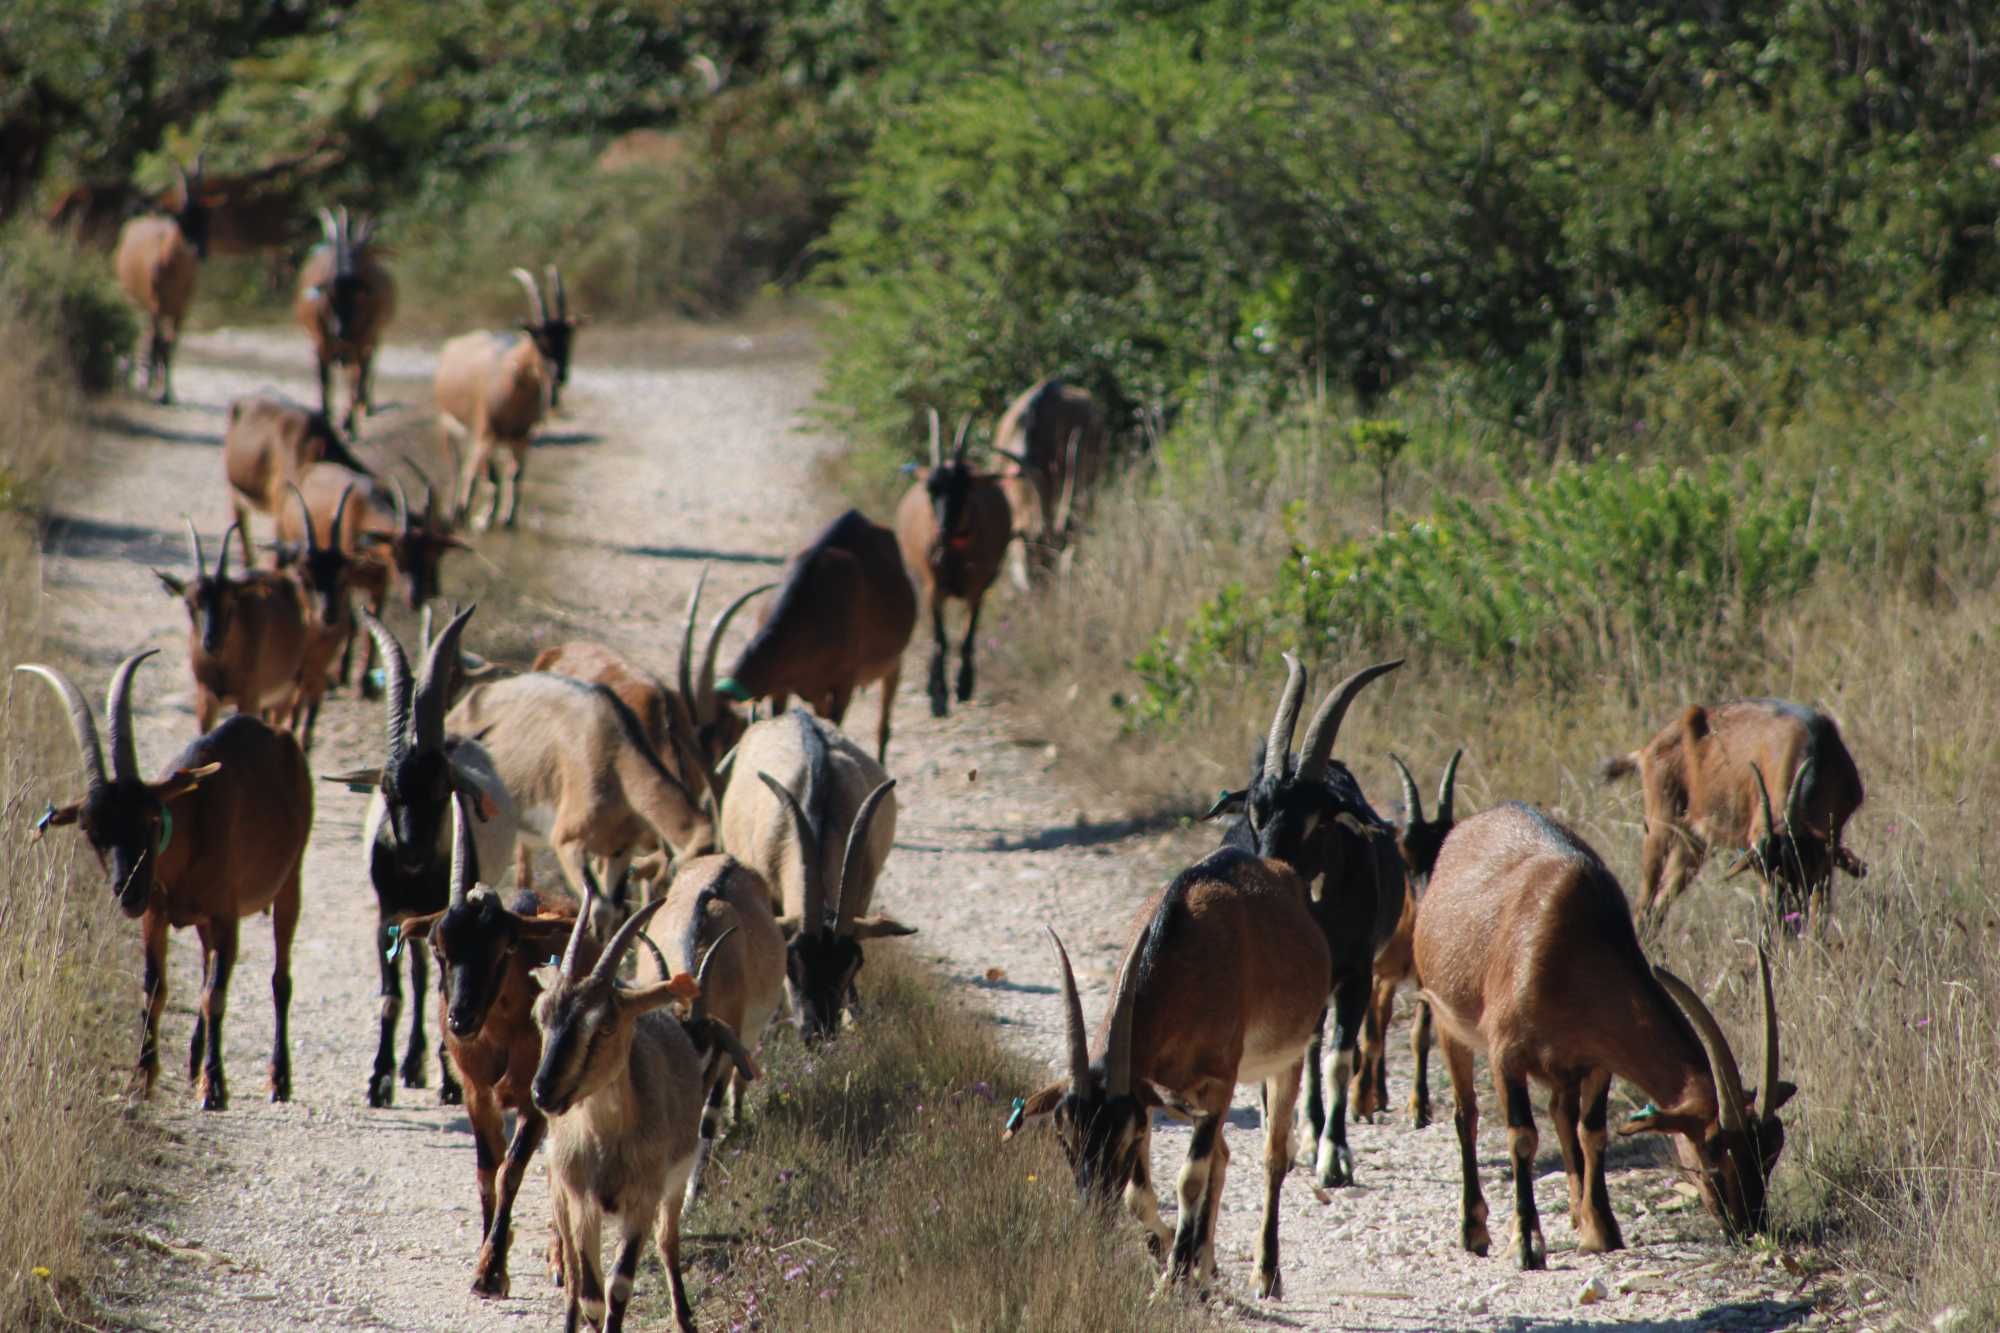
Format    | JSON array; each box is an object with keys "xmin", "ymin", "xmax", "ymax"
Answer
[{"xmin": 0, "ymin": 226, "xmax": 137, "ymax": 394}]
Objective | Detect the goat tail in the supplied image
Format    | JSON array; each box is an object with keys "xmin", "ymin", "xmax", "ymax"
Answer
[{"xmin": 1597, "ymin": 752, "xmax": 1640, "ymax": 783}]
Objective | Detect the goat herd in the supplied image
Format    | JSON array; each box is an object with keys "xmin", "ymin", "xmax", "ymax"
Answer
[{"xmin": 29, "ymin": 162, "xmax": 1870, "ymax": 1330}]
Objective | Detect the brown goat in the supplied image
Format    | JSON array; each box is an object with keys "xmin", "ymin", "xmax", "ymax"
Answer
[
  {"xmin": 113, "ymin": 156, "xmax": 207, "ymax": 404},
  {"xmin": 1601, "ymin": 698, "xmax": 1866, "ymax": 933},
  {"xmin": 154, "ymin": 519, "xmax": 309, "ymax": 735},
  {"xmin": 991, "ymin": 378, "xmax": 1106, "ymax": 584},
  {"xmin": 1414, "ymin": 802, "xmax": 1793, "ymax": 1268},
  {"xmin": 896, "ymin": 411, "xmax": 1013, "ymax": 718},
  {"xmin": 715, "ymin": 509, "xmax": 917, "ymax": 763},
  {"xmin": 1011, "ymin": 851, "xmax": 1330, "ymax": 1297},
  {"xmin": 17, "ymin": 652, "xmax": 312, "ymax": 1109},
  {"xmin": 295, "ymin": 207, "xmax": 396, "ymax": 434},
  {"xmin": 270, "ymin": 483, "xmax": 360, "ymax": 751},
  {"xmin": 222, "ymin": 393, "xmax": 367, "ymax": 566}
]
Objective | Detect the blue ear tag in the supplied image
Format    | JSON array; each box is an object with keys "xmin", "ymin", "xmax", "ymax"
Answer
[
  {"xmin": 384, "ymin": 923, "xmax": 402, "ymax": 962},
  {"xmin": 34, "ymin": 803, "xmax": 57, "ymax": 835},
  {"xmin": 546, "ymin": 955, "xmax": 560, "ymax": 968},
  {"xmin": 1005, "ymin": 1097, "xmax": 1026, "ymax": 1134}
]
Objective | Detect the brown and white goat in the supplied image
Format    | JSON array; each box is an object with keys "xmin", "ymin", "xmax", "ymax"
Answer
[
  {"xmin": 17, "ymin": 652, "xmax": 312, "ymax": 1109},
  {"xmin": 715, "ymin": 508, "xmax": 917, "ymax": 763},
  {"xmin": 895, "ymin": 411, "xmax": 1012, "ymax": 718},
  {"xmin": 295, "ymin": 206, "xmax": 396, "ymax": 434},
  {"xmin": 532, "ymin": 895, "xmax": 750, "ymax": 1333},
  {"xmin": 1011, "ymin": 852, "xmax": 1331, "ymax": 1297},
  {"xmin": 1351, "ymin": 750, "xmax": 1461, "ymax": 1129},
  {"xmin": 721, "ymin": 708, "xmax": 912, "ymax": 1040},
  {"xmin": 1600, "ymin": 698, "xmax": 1866, "ymax": 933},
  {"xmin": 397, "ymin": 795, "xmax": 577, "ymax": 1298},
  {"xmin": 222, "ymin": 392, "xmax": 368, "ymax": 566},
  {"xmin": 154, "ymin": 518, "xmax": 309, "ymax": 735},
  {"xmin": 113, "ymin": 156, "xmax": 208, "ymax": 404},
  {"xmin": 990, "ymin": 378, "xmax": 1105, "ymax": 586},
  {"xmin": 1414, "ymin": 802, "xmax": 1793, "ymax": 1268}
]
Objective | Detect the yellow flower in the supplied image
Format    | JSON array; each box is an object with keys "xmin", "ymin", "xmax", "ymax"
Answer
[{"xmin": 31, "ymin": 1267, "xmax": 50, "ymax": 1280}]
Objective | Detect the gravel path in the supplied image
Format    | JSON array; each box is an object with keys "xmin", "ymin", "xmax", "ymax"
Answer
[{"xmin": 46, "ymin": 325, "xmax": 1848, "ymax": 1331}]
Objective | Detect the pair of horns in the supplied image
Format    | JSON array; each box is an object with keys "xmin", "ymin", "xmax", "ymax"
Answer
[
  {"xmin": 183, "ymin": 516, "xmax": 239, "ymax": 584},
  {"xmin": 1653, "ymin": 947, "xmax": 1784, "ymax": 1178},
  {"xmin": 1262, "ymin": 653, "xmax": 1404, "ymax": 786},
  {"xmin": 1391, "ymin": 749, "xmax": 1462, "ymax": 826},
  {"xmin": 676, "ymin": 566, "xmax": 776, "ymax": 730},
  {"xmin": 1750, "ymin": 761, "xmax": 1815, "ymax": 849},
  {"xmin": 510, "ymin": 266, "xmax": 571, "ymax": 326},
  {"xmin": 287, "ymin": 482, "xmax": 356, "ymax": 556},
  {"xmin": 924, "ymin": 407, "xmax": 973, "ymax": 471},
  {"xmin": 16, "ymin": 649, "xmax": 159, "ymax": 792},
  {"xmin": 1048, "ymin": 923, "xmax": 1143, "ymax": 1099},
  {"xmin": 362, "ymin": 603, "xmax": 475, "ymax": 767},
  {"xmin": 757, "ymin": 772, "xmax": 896, "ymax": 937},
  {"xmin": 557, "ymin": 867, "xmax": 666, "ymax": 984}
]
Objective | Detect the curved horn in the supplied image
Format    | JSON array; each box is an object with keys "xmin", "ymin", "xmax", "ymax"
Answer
[
  {"xmin": 287, "ymin": 483, "xmax": 318, "ymax": 554},
  {"xmin": 927, "ymin": 407, "xmax": 942, "ymax": 471},
  {"xmin": 1436, "ymin": 748, "xmax": 1463, "ymax": 824},
  {"xmin": 104, "ymin": 649, "xmax": 158, "ymax": 784},
  {"xmin": 14, "ymin": 664, "xmax": 106, "ymax": 791},
  {"xmin": 329, "ymin": 482, "xmax": 358, "ymax": 552},
  {"xmin": 1295, "ymin": 658, "xmax": 1404, "ymax": 784},
  {"xmin": 1047, "ymin": 927, "xmax": 1092, "ymax": 1093},
  {"xmin": 184, "ymin": 517, "xmax": 205, "ymax": 578},
  {"xmin": 697, "ymin": 582, "xmax": 775, "ymax": 719},
  {"xmin": 1653, "ymin": 963, "xmax": 1750, "ymax": 1138},
  {"xmin": 678, "ymin": 566, "xmax": 708, "ymax": 716},
  {"xmin": 690, "ymin": 924, "xmax": 738, "ymax": 1023},
  {"xmin": 1390, "ymin": 753, "xmax": 1422, "ymax": 825},
  {"xmin": 951, "ymin": 414, "xmax": 973, "ymax": 465},
  {"xmin": 215, "ymin": 520, "xmax": 240, "ymax": 582},
  {"xmin": 547, "ymin": 264, "xmax": 568, "ymax": 320},
  {"xmin": 317, "ymin": 207, "xmax": 338, "ymax": 244},
  {"xmin": 757, "ymin": 772, "xmax": 824, "ymax": 935},
  {"xmin": 1749, "ymin": 762, "xmax": 1778, "ymax": 857},
  {"xmin": 397, "ymin": 458, "xmax": 438, "ymax": 525},
  {"xmin": 448, "ymin": 791, "xmax": 474, "ymax": 906},
  {"xmin": 172, "ymin": 160, "xmax": 190, "ymax": 208},
  {"xmin": 1052, "ymin": 428, "xmax": 1081, "ymax": 539},
  {"xmin": 1263, "ymin": 653, "xmax": 1308, "ymax": 785},
  {"xmin": 390, "ymin": 476, "xmax": 411, "ymax": 533},
  {"xmin": 1756, "ymin": 946, "xmax": 1781, "ymax": 1122},
  {"xmin": 510, "ymin": 267, "xmax": 547, "ymax": 326},
  {"xmin": 1784, "ymin": 760, "xmax": 1813, "ymax": 838},
  {"xmin": 413, "ymin": 604, "xmax": 476, "ymax": 750},
  {"xmin": 359, "ymin": 609, "xmax": 413, "ymax": 765},
  {"xmin": 834, "ymin": 780, "xmax": 896, "ymax": 932},
  {"xmin": 590, "ymin": 895, "xmax": 667, "ymax": 985},
  {"xmin": 1103, "ymin": 924, "xmax": 1148, "ymax": 1098},
  {"xmin": 559, "ymin": 868, "xmax": 602, "ymax": 977}
]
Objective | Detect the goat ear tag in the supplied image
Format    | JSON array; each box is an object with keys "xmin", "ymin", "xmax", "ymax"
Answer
[
  {"xmin": 1003, "ymin": 1097, "xmax": 1027, "ymax": 1136},
  {"xmin": 384, "ymin": 924, "xmax": 403, "ymax": 962}
]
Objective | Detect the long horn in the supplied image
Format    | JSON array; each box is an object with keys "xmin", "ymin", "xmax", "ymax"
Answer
[
  {"xmin": 172, "ymin": 161, "xmax": 190, "ymax": 209},
  {"xmin": 559, "ymin": 867, "xmax": 601, "ymax": 977},
  {"xmin": 288, "ymin": 483, "xmax": 318, "ymax": 554},
  {"xmin": 317, "ymin": 207, "xmax": 338, "ymax": 244},
  {"xmin": 951, "ymin": 414, "xmax": 973, "ymax": 465},
  {"xmin": 834, "ymin": 780, "xmax": 896, "ymax": 932},
  {"xmin": 590, "ymin": 896, "xmax": 667, "ymax": 985},
  {"xmin": 690, "ymin": 925, "xmax": 738, "ymax": 1023},
  {"xmin": 1749, "ymin": 762, "xmax": 1777, "ymax": 850},
  {"xmin": 1052, "ymin": 428, "xmax": 1081, "ymax": 539},
  {"xmin": 1103, "ymin": 924, "xmax": 1148, "ymax": 1097},
  {"xmin": 927, "ymin": 407, "xmax": 942, "ymax": 471},
  {"xmin": 328, "ymin": 483, "xmax": 358, "ymax": 552},
  {"xmin": 390, "ymin": 477, "xmax": 411, "ymax": 533},
  {"xmin": 215, "ymin": 520, "xmax": 240, "ymax": 582},
  {"xmin": 448, "ymin": 791, "xmax": 474, "ymax": 906},
  {"xmin": 678, "ymin": 566, "xmax": 708, "ymax": 716},
  {"xmin": 1756, "ymin": 946, "xmax": 1781, "ymax": 1122},
  {"xmin": 1047, "ymin": 928, "xmax": 1092, "ymax": 1093},
  {"xmin": 1390, "ymin": 753, "xmax": 1423, "ymax": 825},
  {"xmin": 413, "ymin": 604, "xmax": 476, "ymax": 750},
  {"xmin": 1263, "ymin": 653, "xmax": 1308, "ymax": 785},
  {"xmin": 1784, "ymin": 760, "xmax": 1814, "ymax": 838},
  {"xmin": 1436, "ymin": 748, "xmax": 1463, "ymax": 824},
  {"xmin": 510, "ymin": 267, "xmax": 547, "ymax": 326},
  {"xmin": 1653, "ymin": 963, "xmax": 1750, "ymax": 1138},
  {"xmin": 757, "ymin": 772, "xmax": 824, "ymax": 935},
  {"xmin": 14, "ymin": 664, "xmax": 106, "ymax": 791},
  {"xmin": 104, "ymin": 649, "xmax": 158, "ymax": 783},
  {"xmin": 1296, "ymin": 659, "xmax": 1404, "ymax": 784},
  {"xmin": 698, "ymin": 583, "xmax": 775, "ymax": 719},
  {"xmin": 547, "ymin": 264, "xmax": 568, "ymax": 320},
  {"xmin": 184, "ymin": 517, "xmax": 205, "ymax": 578},
  {"xmin": 359, "ymin": 608, "xmax": 413, "ymax": 765}
]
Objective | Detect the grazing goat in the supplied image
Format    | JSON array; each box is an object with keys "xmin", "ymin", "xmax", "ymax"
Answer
[
  {"xmin": 533, "ymin": 896, "xmax": 739, "ymax": 1333},
  {"xmin": 721, "ymin": 709, "xmax": 912, "ymax": 1040},
  {"xmin": 990, "ymin": 378, "xmax": 1105, "ymax": 586},
  {"xmin": 269, "ymin": 482, "xmax": 360, "ymax": 751},
  {"xmin": 17, "ymin": 652, "xmax": 311, "ymax": 1109},
  {"xmin": 325, "ymin": 608, "xmax": 520, "ymax": 1107},
  {"xmin": 1414, "ymin": 802, "xmax": 1794, "ymax": 1267},
  {"xmin": 222, "ymin": 392, "xmax": 368, "ymax": 566},
  {"xmin": 895, "ymin": 410, "xmax": 1012, "ymax": 718},
  {"xmin": 1010, "ymin": 854, "xmax": 1330, "ymax": 1297},
  {"xmin": 397, "ymin": 795, "xmax": 577, "ymax": 1297},
  {"xmin": 637, "ymin": 853, "xmax": 785, "ymax": 1204},
  {"xmin": 295, "ymin": 206, "xmax": 396, "ymax": 434},
  {"xmin": 1352, "ymin": 750, "xmax": 1460, "ymax": 1128},
  {"xmin": 715, "ymin": 508, "xmax": 917, "ymax": 763},
  {"xmin": 113, "ymin": 156, "xmax": 208, "ymax": 404},
  {"xmin": 1600, "ymin": 698, "xmax": 1866, "ymax": 933},
  {"xmin": 1204, "ymin": 655, "xmax": 1405, "ymax": 1188},
  {"xmin": 154, "ymin": 518, "xmax": 308, "ymax": 735}
]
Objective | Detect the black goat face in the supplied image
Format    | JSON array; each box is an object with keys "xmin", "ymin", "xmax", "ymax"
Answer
[
  {"xmin": 1053, "ymin": 1087, "xmax": 1149, "ymax": 1202},
  {"xmin": 433, "ymin": 894, "xmax": 515, "ymax": 1037},
  {"xmin": 77, "ymin": 781, "xmax": 167, "ymax": 917},
  {"xmin": 785, "ymin": 931, "xmax": 864, "ymax": 1042},
  {"xmin": 384, "ymin": 750, "xmax": 453, "ymax": 872},
  {"xmin": 327, "ymin": 271, "xmax": 364, "ymax": 342},
  {"xmin": 926, "ymin": 464, "xmax": 972, "ymax": 548}
]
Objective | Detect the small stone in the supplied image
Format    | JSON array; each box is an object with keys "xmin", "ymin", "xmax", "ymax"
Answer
[{"xmin": 1577, "ymin": 1275, "xmax": 1609, "ymax": 1306}]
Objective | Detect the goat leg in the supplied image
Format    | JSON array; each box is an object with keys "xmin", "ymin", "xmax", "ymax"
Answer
[
  {"xmin": 401, "ymin": 945, "xmax": 432, "ymax": 1090},
  {"xmin": 1409, "ymin": 995, "xmax": 1434, "ymax": 1128},
  {"xmin": 1441, "ymin": 1033, "xmax": 1489, "ymax": 1255},
  {"xmin": 1500, "ymin": 1070, "xmax": 1546, "ymax": 1269},
  {"xmin": 135, "ymin": 909, "xmax": 170, "ymax": 1097},
  {"xmin": 1297, "ymin": 1008, "xmax": 1328, "ymax": 1165},
  {"xmin": 1256, "ymin": 1060, "xmax": 1303, "ymax": 1299},
  {"xmin": 955, "ymin": 594, "xmax": 982, "ymax": 703},
  {"xmin": 1314, "ymin": 969, "xmax": 1369, "ymax": 1187},
  {"xmin": 473, "ymin": 1109, "xmax": 545, "ymax": 1298},
  {"xmin": 188, "ymin": 924, "xmax": 213, "ymax": 1084},
  {"xmin": 269, "ymin": 869, "xmax": 299, "ymax": 1101},
  {"xmin": 927, "ymin": 600, "xmax": 949, "ymax": 718},
  {"xmin": 196, "ymin": 918, "xmax": 238, "ymax": 1111},
  {"xmin": 369, "ymin": 917, "xmax": 402, "ymax": 1107}
]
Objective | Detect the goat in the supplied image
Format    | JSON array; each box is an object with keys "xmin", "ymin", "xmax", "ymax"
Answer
[
  {"xmin": 990, "ymin": 378, "xmax": 1105, "ymax": 586},
  {"xmin": 532, "ymin": 895, "xmax": 749, "ymax": 1332},
  {"xmin": 323, "ymin": 607, "xmax": 520, "ymax": 1108},
  {"xmin": 721, "ymin": 708, "xmax": 912, "ymax": 1040},
  {"xmin": 1203, "ymin": 655, "xmax": 1405, "ymax": 1188},
  {"xmin": 636, "ymin": 853, "xmax": 785, "ymax": 1205},
  {"xmin": 1413, "ymin": 802, "xmax": 1794, "ymax": 1268},
  {"xmin": 1600, "ymin": 698, "xmax": 1866, "ymax": 933},
  {"xmin": 222, "ymin": 392, "xmax": 368, "ymax": 566},
  {"xmin": 396, "ymin": 795, "xmax": 578, "ymax": 1297},
  {"xmin": 895, "ymin": 410, "xmax": 1013, "ymax": 718},
  {"xmin": 295, "ymin": 206, "xmax": 396, "ymax": 434},
  {"xmin": 715, "ymin": 508, "xmax": 917, "ymax": 764},
  {"xmin": 1352, "ymin": 750, "xmax": 1460, "ymax": 1128},
  {"xmin": 17, "ymin": 652, "xmax": 311, "ymax": 1109},
  {"xmin": 267, "ymin": 482, "xmax": 360, "ymax": 751},
  {"xmin": 154, "ymin": 518, "xmax": 309, "ymax": 736},
  {"xmin": 113, "ymin": 155, "xmax": 207, "ymax": 404},
  {"xmin": 1009, "ymin": 853, "xmax": 1330, "ymax": 1297}
]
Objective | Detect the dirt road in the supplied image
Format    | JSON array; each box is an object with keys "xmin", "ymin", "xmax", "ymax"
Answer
[{"xmin": 45, "ymin": 325, "xmax": 1834, "ymax": 1330}]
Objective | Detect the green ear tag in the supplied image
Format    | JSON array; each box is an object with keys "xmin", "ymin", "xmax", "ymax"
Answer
[
  {"xmin": 384, "ymin": 923, "xmax": 402, "ymax": 962},
  {"xmin": 155, "ymin": 809, "xmax": 173, "ymax": 855},
  {"xmin": 1005, "ymin": 1097, "xmax": 1026, "ymax": 1134},
  {"xmin": 1635, "ymin": 1101, "xmax": 1661, "ymax": 1120}
]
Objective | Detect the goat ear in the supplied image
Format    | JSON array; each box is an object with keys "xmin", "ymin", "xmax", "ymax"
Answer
[
  {"xmin": 1003, "ymin": 1082, "xmax": 1067, "ymax": 1140},
  {"xmin": 154, "ymin": 570, "xmax": 186, "ymax": 596},
  {"xmin": 153, "ymin": 762, "xmax": 222, "ymax": 802},
  {"xmin": 516, "ymin": 915, "xmax": 581, "ymax": 956},
  {"xmin": 848, "ymin": 915, "xmax": 917, "ymax": 939},
  {"xmin": 32, "ymin": 802, "xmax": 82, "ymax": 837},
  {"xmin": 321, "ymin": 766, "xmax": 384, "ymax": 791},
  {"xmin": 1201, "ymin": 788, "xmax": 1246, "ymax": 821},
  {"xmin": 397, "ymin": 910, "xmax": 445, "ymax": 944},
  {"xmin": 1615, "ymin": 1106, "xmax": 1709, "ymax": 1140},
  {"xmin": 621, "ymin": 973, "xmax": 701, "ymax": 1017},
  {"xmin": 1757, "ymin": 1080, "xmax": 1799, "ymax": 1116}
]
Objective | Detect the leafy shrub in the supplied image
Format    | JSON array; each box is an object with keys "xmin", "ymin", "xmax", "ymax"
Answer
[{"xmin": 0, "ymin": 226, "xmax": 137, "ymax": 394}]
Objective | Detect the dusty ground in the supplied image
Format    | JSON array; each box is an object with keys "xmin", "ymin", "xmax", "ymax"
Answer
[{"xmin": 39, "ymin": 325, "xmax": 1858, "ymax": 1330}]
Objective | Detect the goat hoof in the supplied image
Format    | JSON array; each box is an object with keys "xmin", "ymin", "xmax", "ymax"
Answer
[
  {"xmin": 1258, "ymin": 1270, "xmax": 1282, "ymax": 1301},
  {"xmin": 400, "ymin": 1060, "xmax": 427, "ymax": 1090},
  {"xmin": 470, "ymin": 1267, "xmax": 509, "ymax": 1300},
  {"xmin": 1314, "ymin": 1145, "xmax": 1353, "ymax": 1188},
  {"xmin": 928, "ymin": 692, "xmax": 948, "ymax": 719},
  {"xmin": 198, "ymin": 1075, "xmax": 227, "ymax": 1111},
  {"xmin": 439, "ymin": 1079, "xmax": 463, "ymax": 1107},
  {"xmin": 269, "ymin": 1069, "xmax": 291, "ymax": 1103},
  {"xmin": 1464, "ymin": 1224, "xmax": 1490, "ymax": 1256},
  {"xmin": 366, "ymin": 1073, "xmax": 394, "ymax": 1108},
  {"xmin": 1519, "ymin": 1231, "xmax": 1547, "ymax": 1270}
]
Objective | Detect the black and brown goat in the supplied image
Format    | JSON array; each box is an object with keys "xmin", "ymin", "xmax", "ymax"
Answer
[
  {"xmin": 17, "ymin": 652, "xmax": 311, "ymax": 1109},
  {"xmin": 1204, "ymin": 655, "xmax": 1405, "ymax": 1188},
  {"xmin": 222, "ymin": 393, "xmax": 368, "ymax": 566},
  {"xmin": 154, "ymin": 519, "xmax": 309, "ymax": 735},
  {"xmin": 1601, "ymin": 698, "xmax": 1866, "ymax": 933},
  {"xmin": 268, "ymin": 482, "xmax": 360, "ymax": 751},
  {"xmin": 715, "ymin": 508, "xmax": 917, "ymax": 764},
  {"xmin": 113, "ymin": 155, "xmax": 207, "ymax": 404},
  {"xmin": 1414, "ymin": 802, "xmax": 1793, "ymax": 1268},
  {"xmin": 895, "ymin": 410, "xmax": 1012, "ymax": 718},
  {"xmin": 1010, "ymin": 854, "xmax": 1330, "ymax": 1297},
  {"xmin": 990, "ymin": 378, "xmax": 1106, "ymax": 584},
  {"xmin": 295, "ymin": 206, "xmax": 396, "ymax": 434}
]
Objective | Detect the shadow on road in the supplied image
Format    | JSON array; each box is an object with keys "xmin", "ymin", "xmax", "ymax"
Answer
[{"xmin": 87, "ymin": 412, "xmax": 222, "ymax": 448}]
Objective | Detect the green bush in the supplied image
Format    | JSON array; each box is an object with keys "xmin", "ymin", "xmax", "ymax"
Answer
[{"xmin": 0, "ymin": 226, "xmax": 137, "ymax": 394}]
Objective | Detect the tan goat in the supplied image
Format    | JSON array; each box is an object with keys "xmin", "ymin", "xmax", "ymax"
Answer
[
  {"xmin": 113, "ymin": 156, "xmax": 208, "ymax": 404},
  {"xmin": 154, "ymin": 519, "xmax": 309, "ymax": 735},
  {"xmin": 295, "ymin": 207, "xmax": 396, "ymax": 434},
  {"xmin": 895, "ymin": 410, "xmax": 1013, "ymax": 718},
  {"xmin": 222, "ymin": 393, "xmax": 367, "ymax": 566}
]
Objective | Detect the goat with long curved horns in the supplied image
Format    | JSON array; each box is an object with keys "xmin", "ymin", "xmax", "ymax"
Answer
[
  {"xmin": 895, "ymin": 408, "xmax": 1012, "ymax": 718},
  {"xmin": 155, "ymin": 517, "xmax": 309, "ymax": 736},
  {"xmin": 295, "ymin": 206, "xmax": 396, "ymax": 434}
]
